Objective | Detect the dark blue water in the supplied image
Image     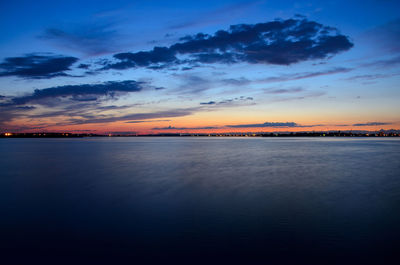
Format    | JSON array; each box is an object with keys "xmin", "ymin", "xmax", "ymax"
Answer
[{"xmin": 1, "ymin": 137, "xmax": 399, "ymax": 264}]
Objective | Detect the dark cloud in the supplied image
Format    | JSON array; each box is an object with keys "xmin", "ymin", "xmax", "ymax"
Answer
[
  {"xmin": 164, "ymin": 33, "xmax": 175, "ymax": 38},
  {"xmin": 4, "ymin": 80, "xmax": 144, "ymax": 106},
  {"xmin": 109, "ymin": 47, "xmax": 176, "ymax": 70},
  {"xmin": 0, "ymin": 105, "xmax": 37, "ymax": 126},
  {"xmin": 181, "ymin": 66, "xmax": 194, "ymax": 71},
  {"xmin": 0, "ymin": 53, "xmax": 78, "ymax": 79},
  {"xmin": 200, "ymin": 101, "xmax": 216, "ymax": 105},
  {"xmin": 221, "ymin": 96, "xmax": 253, "ymax": 104},
  {"xmin": 104, "ymin": 17, "xmax": 353, "ymax": 70},
  {"xmin": 0, "ymin": 124, "xmax": 48, "ymax": 133},
  {"xmin": 77, "ymin": 64, "xmax": 90, "ymax": 69},
  {"xmin": 227, "ymin": 122, "xmax": 310, "ymax": 128},
  {"xmin": 352, "ymin": 122, "xmax": 392, "ymax": 126},
  {"xmin": 0, "ymin": 110, "xmax": 18, "ymax": 125}
]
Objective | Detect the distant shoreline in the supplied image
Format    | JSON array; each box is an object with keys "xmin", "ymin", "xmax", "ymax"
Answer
[{"xmin": 1, "ymin": 131, "xmax": 399, "ymax": 138}]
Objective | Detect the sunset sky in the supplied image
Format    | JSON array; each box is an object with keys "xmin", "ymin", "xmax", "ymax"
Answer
[{"xmin": 0, "ymin": 0, "xmax": 399, "ymax": 134}]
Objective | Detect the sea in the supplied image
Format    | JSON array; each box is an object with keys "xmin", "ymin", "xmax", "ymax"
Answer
[{"xmin": 1, "ymin": 137, "xmax": 399, "ymax": 264}]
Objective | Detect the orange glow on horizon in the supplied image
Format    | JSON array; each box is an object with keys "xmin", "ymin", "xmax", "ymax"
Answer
[{"xmin": 4, "ymin": 122, "xmax": 399, "ymax": 135}]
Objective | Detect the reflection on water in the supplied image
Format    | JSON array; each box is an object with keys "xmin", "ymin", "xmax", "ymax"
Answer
[{"xmin": 1, "ymin": 137, "xmax": 399, "ymax": 264}]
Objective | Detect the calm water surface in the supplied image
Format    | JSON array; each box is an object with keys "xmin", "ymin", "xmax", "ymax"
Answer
[{"xmin": 1, "ymin": 137, "xmax": 399, "ymax": 264}]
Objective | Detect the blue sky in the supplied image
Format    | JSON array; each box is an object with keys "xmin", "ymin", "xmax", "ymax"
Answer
[{"xmin": 0, "ymin": 0, "xmax": 399, "ymax": 133}]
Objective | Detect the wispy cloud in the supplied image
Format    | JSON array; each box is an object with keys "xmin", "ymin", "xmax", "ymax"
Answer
[
  {"xmin": 152, "ymin": 125, "xmax": 220, "ymax": 130},
  {"xmin": 64, "ymin": 108, "xmax": 198, "ymax": 125},
  {"xmin": 39, "ymin": 13, "xmax": 129, "ymax": 56},
  {"xmin": 343, "ymin": 73, "xmax": 399, "ymax": 81},
  {"xmin": 153, "ymin": 121, "xmax": 323, "ymax": 130},
  {"xmin": 125, "ymin": 119, "xmax": 171, "ymax": 123},
  {"xmin": 226, "ymin": 122, "xmax": 317, "ymax": 128},
  {"xmin": 352, "ymin": 122, "xmax": 392, "ymax": 126},
  {"xmin": 168, "ymin": 1, "xmax": 263, "ymax": 30},
  {"xmin": 264, "ymin": 87, "xmax": 305, "ymax": 94},
  {"xmin": 200, "ymin": 96, "xmax": 253, "ymax": 105},
  {"xmin": 176, "ymin": 74, "xmax": 212, "ymax": 93},
  {"xmin": 361, "ymin": 55, "xmax": 400, "ymax": 68},
  {"xmin": 362, "ymin": 18, "xmax": 400, "ymax": 53},
  {"xmin": 215, "ymin": 68, "xmax": 352, "ymax": 88},
  {"xmin": 259, "ymin": 67, "xmax": 352, "ymax": 83}
]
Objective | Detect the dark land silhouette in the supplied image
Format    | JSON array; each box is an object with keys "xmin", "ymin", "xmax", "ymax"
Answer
[{"xmin": 1, "ymin": 130, "xmax": 399, "ymax": 138}]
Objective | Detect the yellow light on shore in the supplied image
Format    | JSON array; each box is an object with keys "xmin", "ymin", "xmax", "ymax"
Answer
[{"xmin": 4, "ymin": 133, "xmax": 12, "ymax": 136}]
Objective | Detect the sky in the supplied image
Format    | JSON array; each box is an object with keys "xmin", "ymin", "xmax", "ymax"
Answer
[{"xmin": 0, "ymin": 0, "xmax": 399, "ymax": 134}]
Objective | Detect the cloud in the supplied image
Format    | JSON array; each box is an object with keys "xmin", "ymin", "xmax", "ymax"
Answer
[
  {"xmin": 1, "ymin": 98, "xmax": 196, "ymax": 127},
  {"xmin": 227, "ymin": 122, "xmax": 313, "ymax": 128},
  {"xmin": 77, "ymin": 64, "xmax": 90, "ymax": 69},
  {"xmin": 176, "ymin": 74, "xmax": 212, "ymax": 93},
  {"xmin": 153, "ymin": 125, "xmax": 220, "ymax": 130},
  {"xmin": 0, "ymin": 82, "xmax": 144, "ymax": 126},
  {"xmin": 168, "ymin": 1, "xmax": 262, "ymax": 30},
  {"xmin": 97, "ymin": 104, "xmax": 138, "ymax": 111},
  {"xmin": 40, "ymin": 20, "xmax": 122, "ymax": 56},
  {"xmin": 200, "ymin": 101, "xmax": 216, "ymax": 105},
  {"xmin": 5, "ymin": 80, "xmax": 144, "ymax": 106},
  {"xmin": 0, "ymin": 105, "xmax": 37, "ymax": 126},
  {"xmin": 264, "ymin": 87, "xmax": 304, "ymax": 94},
  {"xmin": 0, "ymin": 124, "xmax": 48, "ymax": 133},
  {"xmin": 1, "ymin": 100, "xmax": 132, "ymax": 125},
  {"xmin": 171, "ymin": 66, "xmax": 347, "ymax": 96},
  {"xmin": 154, "ymin": 121, "xmax": 322, "ymax": 130},
  {"xmin": 220, "ymin": 77, "xmax": 251, "ymax": 86},
  {"xmin": 196, "ymin": 67, "xmax": 351, "ymax": 91},
  {"xmin": 125, "ymin": 119, "xmax": 171, "ymax": 123},
  {"xmin": 363, "ymin": 18, "xmax": 400, "ymax": 53},
  {"xmin": 200, "ymin": 96, "xmax": 254, "ymax": 105},
  {"xmin": 104, "ymin": 17, "xmax": 353, "ymax": 70},
  {"xmin": 64, "ymin": 108, "xmax": 197, "ymax": 125},
  {"xmin": 260, "ymin": 67, "xmax": 352, "ymax": 83},
  {"xmin": 361, "ymin": 55, "xmax": 400, "ymax": 68},
  {"xmin": 0, "ymin": 53, "xmax": 78, "ymax": 79},
  {"xmin": 110, "ymin": 47, "xmax": 177, "ymax": 69},
  {"xmin": 352, "ymin": 122, "xmax": 392, "ymax": 126}
]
